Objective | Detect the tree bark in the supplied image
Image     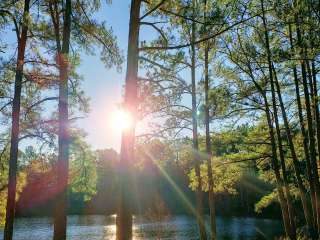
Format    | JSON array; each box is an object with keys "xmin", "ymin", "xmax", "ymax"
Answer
[
  {"xmin": 269, "ymin": 66, "xmax": 296, "ymax": 235},
  {"xmin": 271, "ymin": 99, "xmax": 297, "ymax": 236},
  {"xmin": 53, "ymin": 0, "xmax": 71, "ymax": 239},
  {"xmin": 295, "ymin": 15, "xmax": 320, "ymax": 233},
  {"xmin": 260, "ymin": 1, "xmax": 295, "ymax": 238},
  {"xmin": 191, "ymin": 1, "xmax": 207, "ymax": 239},
  {"xmin": 261, "ymin": 89, "xmax": 295, "ymax": 239},
  {"xmin": 306, "ymin": 60, "xmax": 320, "ymax": 165},
  {"xmin": 204, "ymin": 1, "xmax": 216, "ymax": 239},
  {"xmin": 116, "ymin": 1, "xmax": 141, "ymax": 239},
  {"xmin": 273, "ymin": 65, "xmax": 315, "ymax": 237},
  {"xmin": 262, "ymin": 92, "xmax": 295, "ymax": 240},
  {"xmin": 249, "ymin": 66, "xmax": 294, "ymax": 239},
  {"xmin": 310, "ymin": 61, "xmax": 320, "ymax": 168},
  {"xmin": 288, "ymin": 23, "xmax": 317, "ymax": 234},
  {"xmin": 4, "ymin": 1, "xmax": 30, "ymax": 240}
]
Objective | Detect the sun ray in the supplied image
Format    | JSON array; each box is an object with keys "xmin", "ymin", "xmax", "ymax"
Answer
[
  {"xmin": 144, "ymin": 149, "xmax": 199, "ymax": 219},
  {"xmin": 112, "ymin": 108, "xmax": 133, "ymax": 131}
]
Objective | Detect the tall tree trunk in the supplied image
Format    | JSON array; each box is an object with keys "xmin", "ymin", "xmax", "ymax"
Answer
[
  {"xmin": 203, "ymin": 1, "xmax": 216, "ymax": 239},
  {"xmin": 269, "ymin": 66, "xmax": 296, "ymax": 234},
  {"xmin": 311, "ymin": 61, "xmax": 320, "ymax": 166},
  {"xmin": 306, "ymin": 4, "xmax": 320, "ymax": 168},
  {"xmin": 4, "ymin": 1, "xmax": 30, "ymax": 240},
  {"xmin": 204, "ymin": 34, "xmax": 216, "ymax": 240},
  {"xmin": 116, "ymin": 0, "xmax": 141, "ymax": 239},
  {"xmin": 262, "ymin": 92, "xmax": 295, "ymax": 240},
  {"xmin": 273, "ymin": 65, "xmax": 315, "ymax": 237},
  {"xmin": 295, "ymin": 14, "xmax": 320, "ymax": 233},
  {"xmin": 239, "ymin": 34, "xmax": 293, "ymax": 240},
  {"xmin": 53, "ymin": 0, "xmax": 71, "ymax": 239},
  {"xmin": 261, "ymin": 92, "xmax": 295, "ymax": 239},
  {"xmin": 260, "ymin": 1, "xmax": 295, "ymax": 238},
  {"xmin": 271, "ymin": 97, "xmax": 296, "ymax": 235},
  {"xmin": 191, "ymin": 1, "xmax": 207, "ymax": 239},
  {"xmin": 311, "ymin": 62, "xmax": 320, "ymax": 179},
  {"xmin": 306, "ymin": 59, "xmax": 320, "ymax": 167},
  {"xmin": 288, "ymin": 23, "xmax": 317, "ymax": 233}
]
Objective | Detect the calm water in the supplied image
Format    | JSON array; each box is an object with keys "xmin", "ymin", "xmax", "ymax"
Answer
[{"xmin": 1, "ymin": 215, "xmax": 283, "ymax": 240}]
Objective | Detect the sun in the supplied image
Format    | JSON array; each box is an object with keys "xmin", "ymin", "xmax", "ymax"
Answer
[{"xmin": 112, "ymin": 109, "xmax": 133, "ymax": 131}]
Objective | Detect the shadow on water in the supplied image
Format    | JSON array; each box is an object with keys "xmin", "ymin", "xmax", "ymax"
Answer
[{"xmin": 0, "ymin": 215, "xmax": 283, "ymax": 240}]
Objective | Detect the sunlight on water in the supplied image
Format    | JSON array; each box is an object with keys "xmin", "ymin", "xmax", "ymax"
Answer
[
  {"xmin": 104, "ymin": 225, "xmax": 116, "ymax": 239},
  {"xmin": 0, "ymin": 215, "xmax": 283, "ymax": 240}
]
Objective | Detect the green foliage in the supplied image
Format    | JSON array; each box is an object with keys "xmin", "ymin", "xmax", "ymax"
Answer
[
  {"xmin": 188, "ymin": 160, "xmax": 242, "ymax": 194},
  {"xmin": 135, "ymin": 139, "xmax": 176, "ymax": 169},
  {"xmin": 71, "ymin": 1, "xmax": 123, "ymax": 70},
  {"xmin": 0, "ymin": 155, "xmax": 27, "ymax": 227},
  {"xmin": 69, "ymin": 130, "xmax": 97, "ymax": 202},
  {"xmin": 255, "ymin": 190, "xmax": 277, "ymax": 213},
  {"xmin": 0, "ymin": 143, "xmax": 9, "ymax": 226}
]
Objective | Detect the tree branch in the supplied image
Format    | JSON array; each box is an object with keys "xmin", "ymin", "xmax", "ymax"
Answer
[
  {"xmin": 0, "ymin": 9, "xmax": 20, "ymax": 40},
  {"xmin": 139, "ymin": 14, "xmax": 259, "ymax": 51},
  {"xmin": 24, "ymin": 97, "xmax": 58, "ymax": 119},
  {"xmin": 140, "ymin": 0, "xmax": 167, "ymax": 20},
  {"xmin": 140, "ymin": 21, "xmax": 168, "ymax": 43}
]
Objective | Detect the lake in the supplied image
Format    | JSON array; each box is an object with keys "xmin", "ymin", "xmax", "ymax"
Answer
[{"xmin": 1, "ymin": 215, "xmax": 283, "ymax": 239}]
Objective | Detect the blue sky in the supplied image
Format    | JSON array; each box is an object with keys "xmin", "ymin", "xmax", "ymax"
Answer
[
  {"xmin": 78, "ymin": 1, "xmax": 165, "ymax": 151},
  {"xmin": 2, "ymin": 0, "xmax": 162, "ymax": 152},
  {"xmin": 2, "ymin": 1, "xmax": 196, "ymax": 152},
  {"xmin": 77, "ymin": 1, "xmax": 132, "ymax": 151}
]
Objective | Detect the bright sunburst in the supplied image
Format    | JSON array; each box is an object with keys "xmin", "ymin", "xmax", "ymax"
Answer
[{"xmin": 113, "ymin": 109, "xmax": 133, "ymax": 131}]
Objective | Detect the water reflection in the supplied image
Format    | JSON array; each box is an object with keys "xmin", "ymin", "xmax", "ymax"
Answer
[{"xmin": 0, "ymin": 215, "xmax": 283, "ymax": 240}]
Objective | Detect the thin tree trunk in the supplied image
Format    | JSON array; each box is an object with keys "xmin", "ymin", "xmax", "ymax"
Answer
[
  {"xmin": 204, "ymin": 35, "xmax": 216, "ymax": 240},
  {"xmin": 288, "ymin": 23, "xmax": 317, "ymax": 233},
  {"xmin": 306, "ymin": 59, "xmax": 320, "ymax": 164},
  {"xmin": 296, "ymin": 15, "xmax": 320, "ymax": 233},
  {"xmin": 273, "ymin": 65, "xmax": 315, "ymax": 237},
  {"xmin": 311, "ymin": 62, "xmax": 320, "ymax": 177},
  {"xmin": 271, "ymin": 102, "xmax": 297, "ymax": 235},
  {"xmin": 203, "ymin": 1, "xmax": 216, "ymax": 239},
  {"xmin": 260, "ymin": 1, "xmax": 295, "ymax": 238},
  {"xmin": 191, "ymin": 1, "xmax": 207, "ymax": 239},
  {"xmin": 238, "ymin": 30, "xmax": 293, "ymax": 238},
  {"xmin": 249, "ymin": 70, "xmax": 293, "ymax": 239},
  {"xmin": 116, "ymin": 0, "xmax": 141, "ymax": 239},
  {"xmin": 263, "ymin": 93, "xmax": 295, "ymax": 240},
  {"xmin": 306, "ymin": 61, "xmax": 315, "ymax": 122},
  {"xmin": 53, "ymin": 0, "xmax": 71, "ymax": 239},
  {"xmin": 269, "ymin": 66, "xmax": 296, "ymax": 234},
  {"xmin": 311, "ymin": 61, "xmax": 320, "ymax": 167},
  {"xmin": 306, "ymin": 6, "xmax": 320, "ymax": 168},
  {"xmin": 3, "ymin": 1, "xmax": 30, "ymax": 240}
]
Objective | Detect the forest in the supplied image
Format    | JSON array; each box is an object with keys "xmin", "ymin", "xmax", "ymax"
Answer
[{"xmin": 1, "ymin": 0, "xmax": 320, "ymax": 239}]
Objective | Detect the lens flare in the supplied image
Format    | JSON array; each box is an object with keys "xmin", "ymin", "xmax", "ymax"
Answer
[{"xmin": 113, "ymin": 109, "xmax": 133, "ymax": 131}]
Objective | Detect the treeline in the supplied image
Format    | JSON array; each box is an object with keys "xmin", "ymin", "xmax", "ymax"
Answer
[{"xmin": 10, "ymin": 139, "xmax": 279, "ymax": 219}]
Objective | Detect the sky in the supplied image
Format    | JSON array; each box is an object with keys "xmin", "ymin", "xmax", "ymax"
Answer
[
  {"xmin": 78, "ymin": 0, "xmax": 165, "ymax": 151},
  {"xmin": 2, "ymin": 0, "xmax": 193, "ymax": 152},
  {"xmin": 77, "ymin": 1, "xmax": 132, "ymax": 151},
  {"xmin": 71, "ymin": 1, "xmax": 244, "ymax": 152}
]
